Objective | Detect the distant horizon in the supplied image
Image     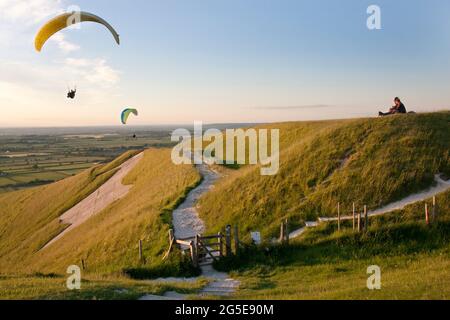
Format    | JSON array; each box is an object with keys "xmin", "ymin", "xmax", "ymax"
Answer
[
  {"xmin": 0, "ymin": 122, "xmax": 258, "ymax": 130},
  {"xmin": 1, "ymin": 109, "xmax": 449, "ymax": 130}
]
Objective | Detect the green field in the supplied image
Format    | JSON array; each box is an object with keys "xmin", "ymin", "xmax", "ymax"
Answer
[{"xmin": 0, "ymin": 128, "xmax": 174, "ymax": 193}]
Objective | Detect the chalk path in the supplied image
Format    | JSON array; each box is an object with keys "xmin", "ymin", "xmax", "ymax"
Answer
[
  {"xmin": 140, "ymin": 164, "xmax": 239, "ymax": 300},
  {"xmin": 289, "ymin": 175, "xmax": 450, "ymax": 239},
  {"xmin": 171, "ymin": 165, "xmax": 217, "ymax": 240},
  {"xmin": 43, "ymin": 153, "xmax": 144, "ymax": 249}
]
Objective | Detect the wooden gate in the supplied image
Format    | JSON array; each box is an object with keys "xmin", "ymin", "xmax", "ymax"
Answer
[
  {"xmin": 195, "ymin": 234, "xmax": 222, "ymax": 266},
  {"xmin": 163, "ymin": 225, "xmax": 239, "ymax": 267}
]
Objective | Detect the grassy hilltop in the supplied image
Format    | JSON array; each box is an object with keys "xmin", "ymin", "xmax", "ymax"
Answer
[
  {"xmin": 199, "ymin": 111, "xmax": 450, "ymax": 299},
  {"xmin": 199, "ymin": 112, "xmax": 450, "ymax": 238}
]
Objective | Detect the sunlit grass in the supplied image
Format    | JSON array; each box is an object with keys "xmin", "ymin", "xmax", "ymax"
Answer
[
  {"xmin": 0, "ymin": 274, "xmax": 207, "ymax": 300},
  {"xmin": 214, "ymin": 190, "xmax": 450, "ymax": 300}
]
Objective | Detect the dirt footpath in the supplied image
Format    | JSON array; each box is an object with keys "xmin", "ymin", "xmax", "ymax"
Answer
[{"xmin": 172, "ymin": 164, "xmax": 218, "ymax": 240}]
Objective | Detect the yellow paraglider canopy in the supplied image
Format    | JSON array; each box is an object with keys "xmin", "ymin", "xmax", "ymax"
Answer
[{"xmin": 35, "ymin": 11, "xmax": 120, "ymax": 52}]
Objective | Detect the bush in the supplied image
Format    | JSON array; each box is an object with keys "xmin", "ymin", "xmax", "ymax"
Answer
[{"xmin": 123, "ymin": 250, "xmax": 201, "ymax": 280}]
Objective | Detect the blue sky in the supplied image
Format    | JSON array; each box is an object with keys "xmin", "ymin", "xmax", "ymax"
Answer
[{"xmin": 0, "ymin": 0, "xmax": 449, "ymax": 126}]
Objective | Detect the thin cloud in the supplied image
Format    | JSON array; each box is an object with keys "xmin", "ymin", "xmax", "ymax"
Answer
[
  {"xmin": 0, "ymin": 0, "xmax": 78, "ymax": 54},
  {"xmin": 0, "ymin": 0, "xmax": 62, "ymax": 24},
  {"xmin": 50, "ymin": 33, "xmax": 80, "ymax": 53},
  {"xmin": 0, "ymin": 58, "xmax": 120, "ymax": 90},
  {"xmin": 64, "ymin": 58, "xmax": 121, "ymax": 88}
]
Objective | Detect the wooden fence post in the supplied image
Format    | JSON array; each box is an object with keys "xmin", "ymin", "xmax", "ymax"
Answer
[
  {"xmin": 197, "ymin": 234, "xmax": 202, "ymax": 265},
  {"xmin": 138, "ymin": 240, "xmax": 143, "ymax": 263},
  {"xmin": 218, "ymin": 232, "xmax": 224, "ymax": 257},
  {"xmin": 225, "ymin": 225, "xmax": 232, "ymax": 256},
  {"xmin": 358, "ymin": 210, "xmax": 361, "ymax": 232},
  {"xmin": 233, "ymin": 225, "xmax": 239, "ymax": 254},
  {"xmin": 337, "ymin": 202, "xmax": 341, "ymax": 232},
  {"xmin": 285, "ymin": 218, "xmax": 289, "ymax": 245},
  {"xmin": 280, "ymin": 220, "xmax": 285, "ymax": 243},
  {"xmin": 195, "ymin": 234, "xmax": 201, "ymax": 259},
  {"xmin": 364, "ymin": 205, "xmax": 368, "ymax": 231},
  {"xmin": 168, "ymin": 229, "xmax": 174, "ymax": 243},
  {"xmin": 432, "ymin": 196, "xmax": 437, "ymax": 222},
  {"xmin": 425, "ymin": 203, "xmax": 430, "ymax": 225},
  {"xmin": 190, "ymin": 240, "xmax": 198, "ymax": 267},
  {"xmin": 163, "ymin": 233, "xmax": 175, "ymax": 261},
  {"xmin": 352, "ymin": 202, "xmax": 356, "ymax": 231}
]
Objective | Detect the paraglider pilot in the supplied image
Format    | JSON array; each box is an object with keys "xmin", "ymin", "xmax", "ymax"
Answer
[{"xmin": 67, "ymin": 88, "xmax": 76, "ymax": 99}]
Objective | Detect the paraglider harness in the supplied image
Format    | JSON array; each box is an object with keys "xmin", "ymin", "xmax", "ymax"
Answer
[{"xmin": 67, "ymin": 87, "xmax": 77, "ymax": 99}]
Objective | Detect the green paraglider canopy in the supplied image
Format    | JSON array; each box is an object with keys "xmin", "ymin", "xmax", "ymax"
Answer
[{"xmin": 121, "ymin": 108, "xmax": 138, "ymax": 125}]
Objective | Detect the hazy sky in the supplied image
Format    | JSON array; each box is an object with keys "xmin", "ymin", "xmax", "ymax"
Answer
[{"xmin": 1, "ymin": 0, "xmax": 449, "ymax": 126}]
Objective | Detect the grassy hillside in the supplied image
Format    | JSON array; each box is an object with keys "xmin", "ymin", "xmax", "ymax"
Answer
[
  {"xmin": 199, "ymin": 112, "xmax": 450, "ymax": 239},
  {"xmin": 214, "ymin": 189, "xmax": 450, "ymax": 299},
  {"xmin": 0, "ymin": 150, "xmax": 138, "ymax": 269},
  {"xmin": 0, "ymin": 148, "xmax": 200, "ymax": 276},
  {"xmin": 0, "ymin": 112, "xmax": 448, "ymax": 300}
]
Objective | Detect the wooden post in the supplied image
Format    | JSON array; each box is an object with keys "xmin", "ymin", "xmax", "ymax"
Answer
[
  {"xmin": 358, "ymin": 210, "xmax": 361, "ymax": 232},
  {"xmin": 138, "ymin": 240, "xmax": 143, "ymax": 263},
  {"xmin": 233, "ymin": 225, "xmax": 239, "ymax": 254},
  {"xmin": 364, "ymin": 205, "xmax": 368, "ymax": 231},
  {"xmin": 337, "ymin": 202, "xmax": 341, "ymax": 232},
  {"xmin": 284, "ymin": 218, "xmax": 289, "ymax": 245},
  {"xmin": 280, "ymin": 221, "xmax": 285, "ymax": 243},
  {"xmin": 218, "ymin": 232, "xmax": 224, "ymax": 257},
  {"xmin": 225, "ymin": 225, "xmax": 232, "ymax": 256},
  {"xmin": 195, "ymin": 234, "xmax": 201, "ymax": 259},
  {"xmin": 168, "ymin": 229, "xmax": 174, "ymax": 243},
  {"xmin": 432, "ymin": 196, "xmax": 437, "ymax": 222},
  {"xmin": 425, "ymin": 203, "xmax": 430, "ymax": 225},
  {"xmin": 352, "ymin": 202, "xmax": 356, "ymax": 231},
  {"xmin": 190, "ymin": 240, "xmax": 198, "ymax": 267},
  {"xmin": 81, "ymin": 259, "xmax": 86, "ymax": 271}
]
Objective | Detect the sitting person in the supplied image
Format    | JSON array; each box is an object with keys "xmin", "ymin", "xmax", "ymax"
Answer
[{"xmin": 379, "ymin": 97, "xmax": 407, "ymax": 116}]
